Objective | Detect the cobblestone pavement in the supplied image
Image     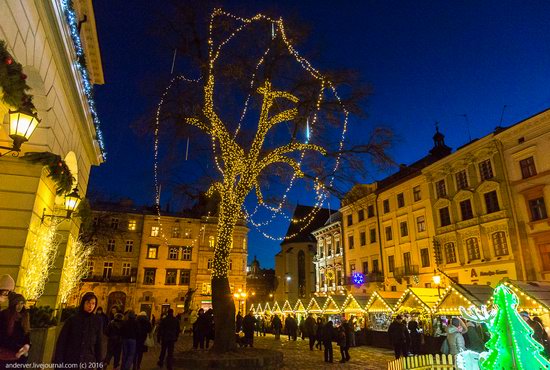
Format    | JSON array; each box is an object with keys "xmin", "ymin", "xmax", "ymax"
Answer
[{"xmin": 137, "ymin": 333, "xmax": 394, "ymax": 370}]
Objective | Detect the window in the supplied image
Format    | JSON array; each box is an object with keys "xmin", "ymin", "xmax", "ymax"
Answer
[
  {"xmin": 348, "ymin": 235, "xmax": 354, "ymax": 250},
  {"xmin": 202, "ymin": 283, "xmax": 212, "ymax": 295},
  {"xmin": 400, "ymin": 221, "xmax": 408, "ymax": 237},
  {"xmin": 362, "ymin": 261, "xmax": 369, "ymax": 274},
  {"xmin": 143, "ymin": 268, "xmax": 156, "ymax": 285},
  {"xmin": 181, "ymin": 246, "xmax": 192, "ymax": 261},
  {"xmin": 151, "ymin": 226, "xmax": 160, "ymax": 237},
  {"xmin": 350, "ymin": 263, "xmax": 356, "ymax": 273},
  {"xmin": 370, "ymin": 228, "xmax": 377, "ymax": 243},
  {"xmin": 86, "ymin": 261, "xmax": 94, "ymax": 277},
  {"xmin": 383, "ymin": 199, "xmax": 390, "ymax": 213},
  {"xmin": 484, "ymin": 191, "xmax": 500, "ymax": 213},
  {"xmin": 466, "ymin": 238, "xmax": 481, "ymax": 261},
  {"xmin": 445, "ymin": 242, "xmax": 457, "ymax": 264},
  {"xmin": 358, "ymin": 210, "xmax": 365, "ymax": 222},
  {"xmin": 388, "ymin": 256, "xmax": 395, "ymax": 273},
  {"xmin": 456, "ymin": 170, "xmax": 469, "ymax": 190},
  {"xmin": 335, "ymin": 239, "xmax": 341, "ymax": 254},
  {"xmin": 179, "ymin": 269, "xmax": 191, "ymax": 285},
  {"xmin": 165, "ymin": 269, "xmax": 177, "ymax": 285},
  {"xmin": 460, "ymin": 199, "xmax": 474, "ymax": 220},
  {"xmin": 103, "ymin": 262, "xmax": 113, "ymax": 279},
  {"xmin": 128, "ymin": 220, "xmax": 137, "ymax": 231},
  {"xmin": 360, "ymin": 232, "xmax": 366, "ymax": 246},
  {"xmin": 347, "ymin": 214, "xmax": 353, "ymax": 226},
  {"xmin": 520, "ymin": 157, "xmax": 537, "ymax": 179},
  {"xmin": 493, "ymin": 232, "xmax": 509, "ymax": 256},
  {"xmin": 319, "ymin": 244, "xmax": 324, "ymax": 258},
  {"xmin": 320, "ymin": 273, "xmax": 325, "ymax": 287},
  {"xmin": 479, "ymin": 159, "xmax": 494, "ymax": 181},
  {"xmin": 172, "ymin": 226, "xmax": 181, "ymax": 238},
  {"xmin": 436, "ymin": 180, "xmax": 447, "ymax": 198},
  {"xmin": 327, "ymin": 242, "xmax": 333, "ymax": 256},
  {"xmin": 125, "ymin": 240, "xmax": 134, "ymax": 253},
  {"xmin": 403, "ymin": 252, "xmax": 411, "ymax": 272},
  {"xmin": 147, "ymin": 245, "xmax": 158, "ymax": 259},
  {"xmin": 122, "ymin": 263, "xmax": 131, "ymax": 276},
  {"xmin": 372, "ymin": 259, "xmax": 379, "ymax": 273},
  {"xmin": 229, "ymin": 260, "xmax": 233, "ymax": 271},
  {"xmin": 209, "ymin": 236, "xmax": 215, "ymax": 248},
  {"xmin": 168, "ymin": 247, "xmax": 179, "ymax": 260},
  {"xmin": 107, "ymin": 239, "xmax": 115, "ymax": 252},
  {"xmin": 385, "ymin": 226, "xmax": 393, "ymax": 241},
  {"xmin": 439, "ymin": 207, "xmax": 451, "ymax": 227},
  {"xmin": 529, "ymin": 198, "xmax": 548, "ymax": 221},
  {"xmin": 110, "ymin": 218, "xmax": 119, "ymax": 230},
  {"xmin": 413, "ymin": 186, "xmax": 421, "ymax": 201},
  {"xmin": 391, "ymin": 286, "xmax": 397, "ymax": 292},
  {"xmin": 420, "ymin": 248, "xmax": 430, "ymax": 268},
  {"xmin": 397, "ymin": 193, "xmax": 405, "ymax": 208},
  {"xmin": 367, "ymin": 205, "xmax": 375, "ymax": 218},
  {"xmin": 337, "ymin": 270, "xmax": 342, "ymax": 286},
  {"xmin": 416, "ymin": 216, "xmax": 426, "ymax": 232},
  {"xmin": 207, "ymin": 258, "xmax": 213, "ymax": 270}
]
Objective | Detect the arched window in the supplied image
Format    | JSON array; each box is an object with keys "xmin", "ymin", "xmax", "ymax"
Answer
[
  {"xmin": 466, "ymin": 238, "xmax": 481, "ymax": 261},
  {"xmin": 493, "ymin": 232, "xmax": 509, "ymax": 256},
  {"xmin": 444, "ymin": 242, "xmax": 457, "ymax": 264},
  {"xmin": 209, "ymin": 236, "xmax": 215, "ymax": 248},
  {"xmin": 298, "ymin": 250, "xmax": 306, "ymax": 298}
]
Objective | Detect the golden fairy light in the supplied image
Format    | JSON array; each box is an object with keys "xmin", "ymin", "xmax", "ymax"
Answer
[{"xmin": 58, "ymin": 236, "xmax": 95, "ymax": 304}]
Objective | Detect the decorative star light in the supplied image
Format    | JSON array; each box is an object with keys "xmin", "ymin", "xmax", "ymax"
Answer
[{"xmin": 352, "ymin": 272, "xmax": 365, "ymax": 286}]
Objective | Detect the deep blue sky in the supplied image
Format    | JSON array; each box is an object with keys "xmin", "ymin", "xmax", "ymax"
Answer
[{"xmin": 89, "ymin": 1, "xmax": 550, "ymax": 269}]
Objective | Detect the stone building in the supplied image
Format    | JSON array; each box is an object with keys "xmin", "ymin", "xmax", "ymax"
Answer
[
  {"xmin": 246, "ymin": 256, "xmax": 276, "ymax": 308},
  {"xmin": 0, "ymin": 0, "xmax": 105, "ymax": 307}
]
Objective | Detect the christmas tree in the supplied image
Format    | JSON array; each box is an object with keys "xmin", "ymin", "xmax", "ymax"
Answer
[{"xmin": 480, "ymin": 285, "xmax": 550, "ymax": 370}]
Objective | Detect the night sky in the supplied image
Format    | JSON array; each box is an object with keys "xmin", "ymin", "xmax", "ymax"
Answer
[{"xmin": 89, "ymin": 1, "xmax": 550, "ymax": 268}]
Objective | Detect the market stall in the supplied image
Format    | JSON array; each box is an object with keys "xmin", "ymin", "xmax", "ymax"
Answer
[
  {"xmin": 282, "ymin": 300, "xmax": 294, "ymax": 316},
  {"xmin": 294, "ymin": 299, "xmax": 307, "ymax": 316},
  {"xmin": 433, "ymin": 283, "xmax": 493, "ymax": 317},
  {"xmin": 340, "ymin": 294, "xmax": 369, "ymax": 345},
  {"xmin": 363, "ymin": 291, "xmax": 402, "ymax": 348},
  {"xmin": 501, "ymin": 279, "xmax": 550, "ymax": 326},
  {"xmin": 322, "ymin": 295, "xmax": 343, "ymax": 324},
  {"xmin": 271, "ymin": 301, "xmax": 283, "ymax": 317},
  {"xmin": 307, "ymin": 297, "xmax": 327, "ymax": 316}
]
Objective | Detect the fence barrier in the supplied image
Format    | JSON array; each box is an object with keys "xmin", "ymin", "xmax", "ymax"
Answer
[{"xmin": 387, "ymin": 354, "xmax": 456, "ymax": 370}]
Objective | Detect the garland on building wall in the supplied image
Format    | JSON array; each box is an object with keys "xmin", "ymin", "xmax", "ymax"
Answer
[
  {"xmin": 21, "ymin": 152, "xmax": 74, "ymax": 195},
  {"xmin": 0, "ymin": 40, "xmax": 35, "ymax": 110}
]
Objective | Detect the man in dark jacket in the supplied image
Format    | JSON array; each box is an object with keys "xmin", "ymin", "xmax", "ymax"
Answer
[
  {"xmin": 235, "ymin": 311, "xmax": 243, "ymax": 333},
  {"xmin": 134, "ymin": 311, "xmax": 152, "ymax": 370},
  {"xmin": 242, "ymin": 311, "xmax": 256, "ymax": 347},
  {"xmin": 272, "ymin": 314, "xmax": 282, "ymax": 340},
  {"xmin": 304, "ymin": 313, "xmax": 317, "ymax": 350},
  {"xmin": 388, "ymin": 315, "xmax": 408, "ymax": 359},
  {"xmin": 322, "ymin": 321, "xmax": 335, "ymax": 363},
  {"xmin": 54, "ymin": 292, "xmax": 104, "ymax": 368},
  {"xmin": 121, "ymin": 311, "xmax": 139, "ymax": 370},
  {"xmin": 157, "ymin": 309, "xmax": 180, "ymax": 370},
  {"xmin": 104, "ymin": 313, "xmax": 123, "ymax": 369}
]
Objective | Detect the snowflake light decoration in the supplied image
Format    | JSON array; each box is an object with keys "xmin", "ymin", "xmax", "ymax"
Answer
[{"xmin": 352, "ymin": 272, "xmax": 365, "ymax": 286}]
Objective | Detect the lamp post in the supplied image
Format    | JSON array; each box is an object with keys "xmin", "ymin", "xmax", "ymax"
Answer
[
  {"xmin": 41, "ymin": 188, "xmax": 82, "ymax": 223},
  {"xmin": 0, "ymin": 109, "xmax": 40, "ymax": 157},
  {"xmin": 432, "ymin": 273, "xmax": 442, "ymax": 297}
]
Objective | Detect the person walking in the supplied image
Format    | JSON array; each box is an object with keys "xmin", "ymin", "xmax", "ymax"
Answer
[
  {"xmin": 322, "ymin": 321, "xmax": 335, "ymax": 363},
  {"xmin": 304, "ymin": 313, "xmax": 317, "ymax": 350},
  {"xmin": 134, "ymin": 311, "xmax": 152, "ymax": 370},
  {"xmin": 272, "ymin": 314, "xmax": 282, "ymax": 340},
  {"xmin": 0, "ymin": 293, "xmax": 31, "ymax": 367},
  {"xmin": 242, "ymin": 310, "xmax": 256, "ymax": 347},
  {"xmin": 104, "ymin": 312, "xmax": 124, "ymax": 370},
  {"xmin": 408, "ymin": 316, "xmax": 422, "ymax": 355},
  {"xmin": 96, "ymin": 307, "xmax": 109, "ymax": 334},
  {"xmin": 446, "ymin": 317, "xmax": 468, "ymax": 355},
  {"xmin": 315, "ymin": 318, "xmax": 324, "ymax": 350},
  {"xmin": 343, "ymin": 319, "xmax": 353, "ymax": 361},
  {"xmin": 54, "ymin": 292, "xmax": 104, "ymax": 368},
  {"xmin": 204, "ymin": 309, "xmax": 215, "ymax": 349},
  {"xmin": 192, "ymin": 308, "xmax": 204, "ymax": 349},
  {"xmin": 337, "ymin": 323, "xmax": 348, "ymax": 363},
  {"xmin": 388, "ymin": 315, "xmax": 408, "ymax": 359},
  {"xmin": 235, "ymin": 311, "xmax": 243, "ymax": 333},
  {"xmin": 157, "ymin": 309, "xmax": 181, "ymax": 370},
  {"xmin": 120, "ymin": 311, "xmax": 139, "ymax": 370}
]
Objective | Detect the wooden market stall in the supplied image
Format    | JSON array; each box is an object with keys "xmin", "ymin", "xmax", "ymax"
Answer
[
  {"xmin": 272, "ymin": 301, "xmax": 283, "ymax": 316},
  {"xmin": 433, "ymin": 284, "xmax": 494, "ymax": 317},
  {"xmin": 322, "ymin": 295, "xmax": 343, "ymax": 324},
  {"xmin": 307, "ymin": 297, "xmax": 327, "ymax": 316},
  {"xmin": 363, "ymin": 291, "xmax": 402, "ymax": 348},
  {"xmin": 282, "ymin": 300, "xmax": 294, "ymax": 316},
  {"xmin": 501, "ymin": 279, "xmax": 550, "ymax": 326},
  {"xmin": 340, "ymin": 294, "xmax": 369, "ymax": 345},
  {"xmin": 294, "ymin": 299, "xmax": 307, "ymax": 316}
]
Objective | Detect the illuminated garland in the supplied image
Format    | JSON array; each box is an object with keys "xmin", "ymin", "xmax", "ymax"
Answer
[
  {"xmin": 0, "ymin": 40, "xmax": 35, "ymax": 110},
  {"xmin": 59, "ymin": 0, "xmax": 106, "ymax": 159},
  {"xmin": 21, "ymin": 219, "xmax": 62, "ymax": 300},
  {"xmin": 58, "ymin": 236, "xmax": 94, "ymax": 304}
]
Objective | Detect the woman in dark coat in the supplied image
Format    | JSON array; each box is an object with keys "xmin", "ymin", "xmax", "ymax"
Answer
[
  {"xmin": 54, "ymin": 292, "xmax": 104, "ymax": 368},
  {"xmin": 0, "ymin": 293, "xmax": 31, "ymax": 367},
  {"xmin": 315, "ymin": 317, "xmax": 324, "ymax": 350}
]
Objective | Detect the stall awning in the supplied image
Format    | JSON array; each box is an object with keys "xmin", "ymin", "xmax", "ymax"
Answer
[
  {"xmin": 294, "ymin": 299, "xmax": 307, "ymax": 313},
  {"xmin": 255, "ymin": 303, "xmax": 264, "ymax": 315},
  {"xmin": 434, "ymin": 283, "xmax": 494, "ymax": 315},
  {"xmin": 307, "ymin": 297, "xmax": 327, "ymax": 313},
  {"xmin": 322, "ymin": 296, "xmax": 342, "ymax": 314},
  {"xmin": 365, "ymin": 291, "xmax": 402, "ymax": 313},
  {"xmin": 272, "ymin": 301, "xmax": 282, "ymax": 314},
  {"xmin": 264, "ymin": 302, "xmax": 272, "ymax": 313},
  {"xmin": 282, "ymin": 300, "xmax": 294, "ymax": 313},
  {"xmin": 395, "ymin": 288, "xmax": 440, "ymax": 313},
  {"xmin": 341, "ymin": 294, "xmax": 368, "ymax": 314},
  {"xmin": 501, "ymin": 279, "xmax": 550, "ymax": 315}
]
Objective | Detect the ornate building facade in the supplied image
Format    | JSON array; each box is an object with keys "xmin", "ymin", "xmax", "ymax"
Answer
[{"xmin": 0, "ymin": 0, "xmax": 105, "ymax": 307}]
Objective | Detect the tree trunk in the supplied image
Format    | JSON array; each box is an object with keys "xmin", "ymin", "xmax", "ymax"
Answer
[{"xmin": 211, "ymin": 199, "xmax": 238, "ymax": 352}]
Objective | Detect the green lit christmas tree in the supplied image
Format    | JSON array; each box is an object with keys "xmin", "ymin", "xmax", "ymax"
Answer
[{"xmin": 475, "ymin": 285, "xmax": 550, "ymax": 370}]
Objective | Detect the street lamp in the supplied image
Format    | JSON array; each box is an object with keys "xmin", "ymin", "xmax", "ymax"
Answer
[
  {"xmin": 41, "ymin": 188, "xmax": 82, "ymax": 223},
  {"xmin": 0, "ymin": 109, "xmax": 40, "ymax": 157},
  {"xmin": 432, "ymin": 273, "xmax": 442, "ymax": 297}
]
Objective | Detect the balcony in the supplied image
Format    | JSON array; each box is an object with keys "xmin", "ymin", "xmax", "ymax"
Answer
[
  {"xmin": 367, "ymin": 272, "xmax": 384, "ymax": 282},
  {"xmin": 82, "ymin": 275, "xmax": 135, "ymax": 283},
  {"xmin": 393, "ymin": 265, "xmax": 419, "ymax": 279}
]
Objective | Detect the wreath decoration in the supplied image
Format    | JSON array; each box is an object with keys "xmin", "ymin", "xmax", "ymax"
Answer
[
  {"xmin": 0, "ymin": 40, "xmax": 35, "ymax": 110},
  {"xmin": 21, "ymin": 152, "xmax": 74, "ymax": 195}
]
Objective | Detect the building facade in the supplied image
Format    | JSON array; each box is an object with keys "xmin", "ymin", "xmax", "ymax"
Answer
[
  {"xmin": 0, "ymin": 0, "xmax": 104, "ymax": 307},
  {"xmin": 74, "ymin": 202, "xmax": 248, "ymax": 319}
]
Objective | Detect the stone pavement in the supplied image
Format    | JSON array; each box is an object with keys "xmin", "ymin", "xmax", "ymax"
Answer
[{"xmin": 136, "ymin": 332, "xmax": 394, "ymax": 370}]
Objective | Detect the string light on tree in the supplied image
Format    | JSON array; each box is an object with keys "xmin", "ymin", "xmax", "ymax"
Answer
[{"xmin": 58, "ymin": 236, "xmax": 95, "ymax": 304}]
